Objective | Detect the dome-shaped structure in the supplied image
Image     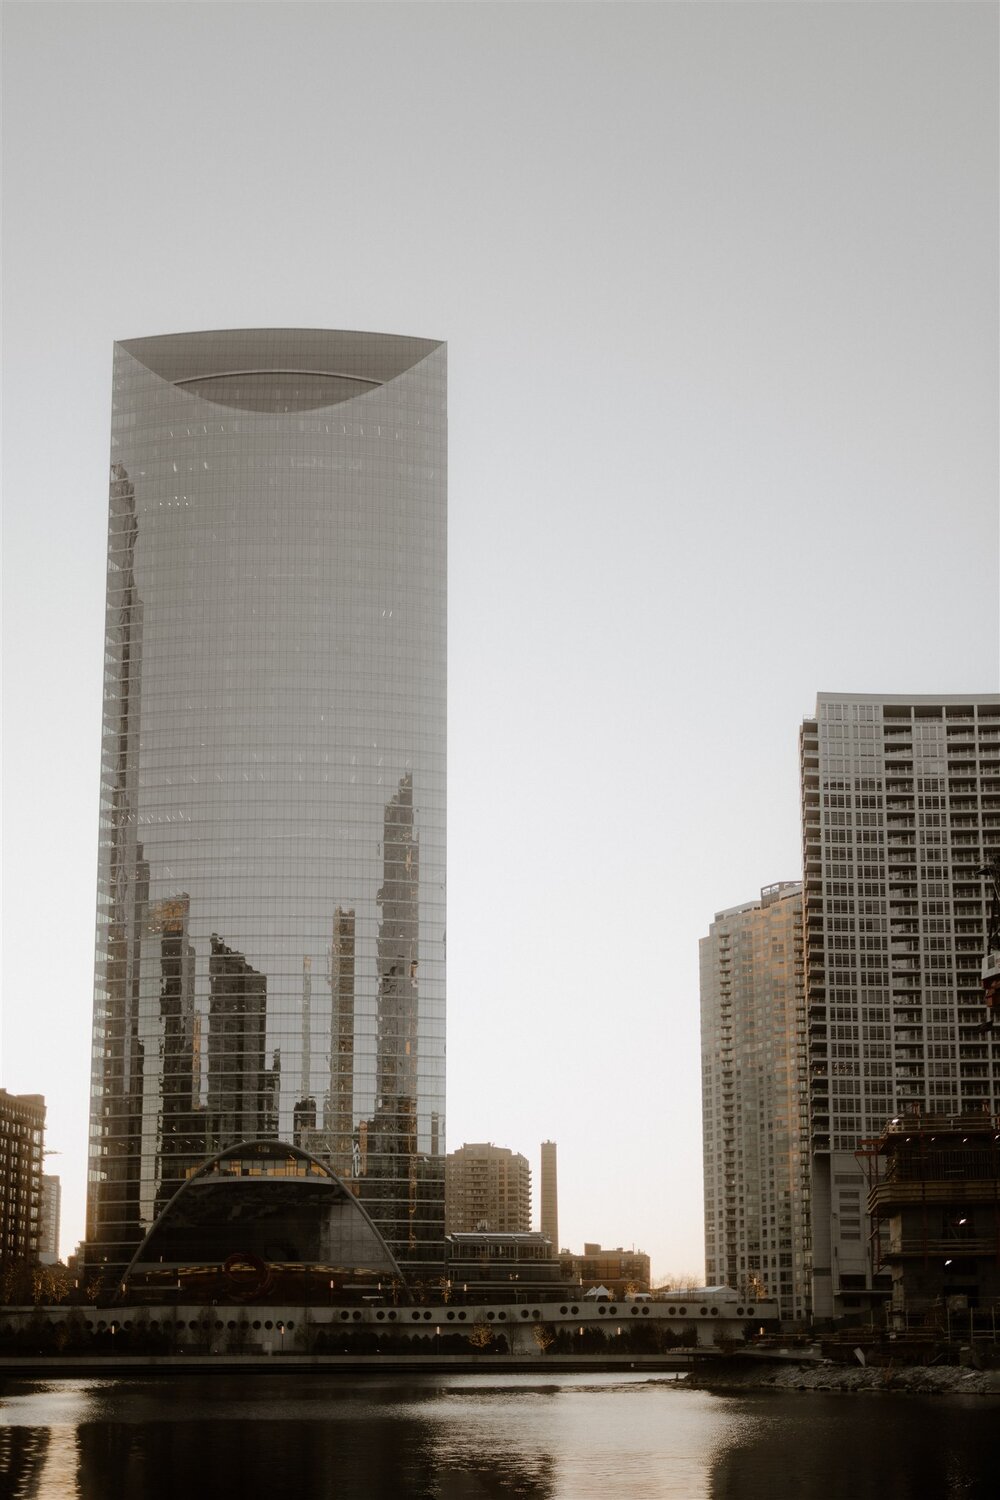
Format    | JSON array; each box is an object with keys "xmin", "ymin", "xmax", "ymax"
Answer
[{"xmin": 123, "ymin": 1140, "xmax": 403, "ymax": 1301}]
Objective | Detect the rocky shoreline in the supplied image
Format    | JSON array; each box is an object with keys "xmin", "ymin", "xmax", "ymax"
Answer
[{"xmin": 684, "ymin": 1359, "xmax": 1000, "ymax": 1396}]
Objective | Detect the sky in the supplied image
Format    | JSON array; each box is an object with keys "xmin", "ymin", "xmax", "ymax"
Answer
[{"xmin": 1, "ymin": 1, "xmax": 997, "ymax": 1277}]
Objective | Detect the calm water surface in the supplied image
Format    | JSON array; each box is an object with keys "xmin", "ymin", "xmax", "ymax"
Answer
[{"xmin": 1, "ymin": 1372, "xmax": 997, "ymax": 1499}]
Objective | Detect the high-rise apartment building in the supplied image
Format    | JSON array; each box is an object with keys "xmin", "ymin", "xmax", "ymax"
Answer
[
  {"xmin": 0, "ymin": 1090, "xmax": 45, "ymax": 1265},
  {"xmin": 39, "ymin": 1175, "xmax": 61, "ymax": 1265},
  {"xmin": 801, "ymin": 693, "xmax": 1000, "ymax": 1319},
  {"xmin": 700, "ymin": 883, "xmax": 811, "ymax": 1321},
  {"xmin": 445, "ymin": 1143, "xmax": 531, "ymax": 1234},
  {"xmin": 540, "ymin": 1140, "xmax": 559, "ymax": 1250},
  {"xmin": 86, "ymin": 330, "xmax": 447, "ymax": 1277}
]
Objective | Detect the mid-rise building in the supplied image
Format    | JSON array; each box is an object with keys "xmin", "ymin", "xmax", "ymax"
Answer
[
  {"xmin": 559, "ymin": 1244, "xmax": 651, "ymax": 1298},
  {"xmin": 446, "ymin": 1231, "xmax": 561, "ymax": 1299},
  {"xmin": 540, "ymin": 1140, "xmax": 559, "ymax": 1251},
  {"xmin": 0, "ymin": 1090, "xmax": 45, "ymax": 1265},
  {"xmin": 86, "ymin": 330, "xmax": 447, "ymax": 1279},
  {"xmin": 445, "ymin": 1143, "xmax": 531, "ymax": 1233},
  {"xmin": 700, "ymin": 883, "xmax": 811, "ymax": 1321},
  {"xmin": 801, "ymin": 693, "xmax": 1000, "ymax": 1319}
]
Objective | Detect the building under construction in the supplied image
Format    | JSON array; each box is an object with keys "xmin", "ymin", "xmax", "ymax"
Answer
[{"xmin": 861, "ymin": 1109, "xmax": 1000, "ymax": 1322}]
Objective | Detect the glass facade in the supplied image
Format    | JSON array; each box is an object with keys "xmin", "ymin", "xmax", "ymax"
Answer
[
  {"xmin": 86, "ymin": 330, "xmax": 446, "ymax": 1279},
  {"xmin": 126, "ymin": 1143, "xmax": 402, "ymax": 1290}
]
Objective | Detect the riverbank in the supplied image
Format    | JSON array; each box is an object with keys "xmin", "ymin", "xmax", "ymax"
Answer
[
  {"xmin": 3, "ymin": 1350, "xmax": 999, "ymax": 1394},
  {"xmin": 684, "ymin": 1358, "xmax": 1000, "ymax": 1396},
  {"xmin": 0, "ymin": 1350, "xmax": 699, "ymax": 1378}
]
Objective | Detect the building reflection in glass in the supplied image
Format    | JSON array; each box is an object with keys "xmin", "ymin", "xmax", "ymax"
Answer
[
  {"xmin": 300, "ymin": 906, "xmax": 357, "ymax": 1179},
  {"xmin": 206, "ymin": 935, "xmax": 278, "ymax": 1153},
  {"xmin": 90, "ymin": 461, "xmax": 146, "ymax": 1266},
  {"xmin": 142, "ymin": 894, "xmax": 202, "ymax": 1218},
  {"xmin": 362, "ymin": 774, "xmax": 421, "ymax": 1256},
  {"xmin": 291, "ymin": 956, "xmax": 316, "ymax": 1149},
  {"xmin": 86, "ymin": 331, "xmax": 447, "ymax": 1278}
]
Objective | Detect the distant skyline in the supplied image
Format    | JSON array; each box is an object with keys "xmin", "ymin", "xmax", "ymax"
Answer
[{"xmin": 2, "ymin": 2, "xmax": 997, "ymax": 1275}]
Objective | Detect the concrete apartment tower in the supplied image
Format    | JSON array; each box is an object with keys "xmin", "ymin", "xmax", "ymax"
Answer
[
  {"xmin": 801, "ymin": 692, "xmax": 1000, "ymax": 1320},
  {"xmin": 540, "ymin": 1140, "xmax": 559, "ymax": 1251},
  {"xmin": 700, "ymin": 883, "xmax": 812, "ymax": 1322},
  {"xmin": 444, "ymin": 1143, "xmax": 531, "ymax": 1233},
  {"xmin": 86, "ymin": 330, "xmax": 447, "ymax": 1278},
  {"xmin": 39, "ymin": 1176, "xmax": 61, "ymax": 1266},
  {"xmin": 0, "ymin": 1090, "xmax": 45, "ymax": 1266}
]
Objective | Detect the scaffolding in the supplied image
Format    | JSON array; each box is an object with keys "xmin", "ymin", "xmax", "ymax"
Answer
[{"xmin": 857, "ymin": 1109, "xmax": 1000, "ymax": 1317}]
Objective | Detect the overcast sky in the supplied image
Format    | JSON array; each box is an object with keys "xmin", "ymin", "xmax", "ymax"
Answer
[{"xmin": 2, "ymin": 1, "xmax": 997, "ymax": 1275}]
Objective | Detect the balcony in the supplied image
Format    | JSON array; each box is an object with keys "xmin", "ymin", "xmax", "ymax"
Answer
[{"xmin": 883, "ymin": 1235, "xmax": 998, "ymax": 1259}]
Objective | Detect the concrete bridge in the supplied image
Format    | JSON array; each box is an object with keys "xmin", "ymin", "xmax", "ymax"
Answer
[{"xmin": 0, "ymin": 1287, "xmax": 778, "ymax": 1365}]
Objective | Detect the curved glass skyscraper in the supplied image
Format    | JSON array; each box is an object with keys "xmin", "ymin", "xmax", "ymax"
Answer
[{"xmin": 86, "ymin": 330, "xmax": 446, "ymax": 1278}]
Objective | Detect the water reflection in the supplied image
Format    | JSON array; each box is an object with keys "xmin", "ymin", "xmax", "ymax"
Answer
[
  {"xmin": 0, "ymin": 1426, "xmax": 49, "ymax": 1498},
  {"xmin": 75, "ymin": 1411, "xmax": 550, "ymax": 1500},
  {"xmin": 0, "ymin": 1375, "xmax": 997, "ymax": 1500},
  {"xmin": 707, "ymin": 1391, "xmax": 996, "ymax": 1500}
]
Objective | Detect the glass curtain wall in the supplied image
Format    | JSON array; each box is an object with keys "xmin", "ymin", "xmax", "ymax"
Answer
[{"xmin": 86, "ymin": 330, "xmax": 446, "ymax": 1280}]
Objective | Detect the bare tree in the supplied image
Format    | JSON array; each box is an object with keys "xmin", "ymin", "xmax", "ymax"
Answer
[{"xmin": 652, "ymin": 1271, "xmax": 703, "ymax": 1292}]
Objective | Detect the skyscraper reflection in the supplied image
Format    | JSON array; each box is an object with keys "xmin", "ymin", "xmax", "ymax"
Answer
[
  {"xmin": 92, "ymin": 462, "xmax": 146, "ymax": 1264},
  {"xmin": 363, "ymin": 774, "xmax": 421, "ymax": 1251},
  {"xmin": 143, "ymin": 895, "xmax": 201, "ymax": 1215},
  {"xmin": 206, "ymin": 934, "xmax": 277, "ymax": 1152},
  {"xmin": 328, "ymin": 907, "xmax": 358, "ymax": 1178}
]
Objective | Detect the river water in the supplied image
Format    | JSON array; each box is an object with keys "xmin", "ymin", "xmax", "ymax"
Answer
[{"xmin": 1, "ymin": 1372, "xmax": 997, "ymax": 1499}]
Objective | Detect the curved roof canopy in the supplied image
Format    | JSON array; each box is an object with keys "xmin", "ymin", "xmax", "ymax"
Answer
[
  {"xmin": 124, "ymin": 1141, "xmax": 402, "ymax": 1281},
  {"xmin": 118, "ymin": 328, "xmax": 442, "ymax": 413}
]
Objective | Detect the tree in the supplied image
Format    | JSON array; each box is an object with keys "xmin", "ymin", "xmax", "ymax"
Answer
[
  {"xmin": 0, "ymin": 1263, "xmax": 30, "ymax": 1304},
  {"xmin": 652, "ymin": 1271, "xmax": 703, "ymax": 1291},
  {"xmin": 31, "ymin": 1265, "xmax": 73, "ymax": 1305},
  {"xmin": 84, "ymin": 1273, "xmax": 105, "ymax": 1305}
]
